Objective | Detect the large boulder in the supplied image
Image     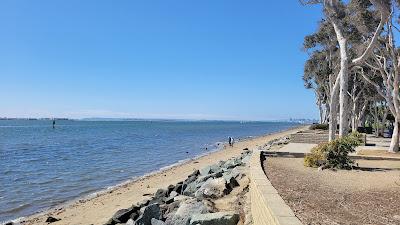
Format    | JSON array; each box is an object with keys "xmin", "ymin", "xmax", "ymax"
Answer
[
  {"xmin": 229, "ymin": 168, "xmax": 240, "ymax": 179},
  {"xmin": 151, "ymin": 218, "xmax": 166, "ymax": 225},
  {"xmin": 222, "ymin": 159, "xmax": 236, "ymax": 169},
  {"xmin": 165, "ymin": 191, "xmax": 179, "ymax": 204},
  {"xmin": 106, "ymin": 205, "xmax": 139, "ymax": 225},
  {"xmin": 182, "ymin": 182, "xmax": 196, "ymax": 196},
  {"xmin": 241, "ymin": 155, "xmax": 251, "ymax": 164},
  {"xmin": 135, "ymin": 204, "xmax": 162, "ymax": 225},
  {"xmin": 195, "ymin": 178, "xmax": 227, "ymax": 199},
  {"xmin": 197, "ymin": 171, "xmax": 223, "ymax": 184},
  {"xmin": 199, "ymin": 166, "xmax": 212, "ymax": 176},
  {"xmin": 173, "ymin": 182, "xmax": 186, "ymax": 194},
  {"xmin": 189, "ymin": 212, "xmax": 239, "ymax": 225},
  {"xmin": 165, "ymin": 199, "xmax": 209, "ymax": 225}
]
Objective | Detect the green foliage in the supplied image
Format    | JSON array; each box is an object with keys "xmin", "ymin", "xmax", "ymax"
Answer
[
  {"xmin": 309, "ymin": 123, "xmax": 329, "ymax": 130},
  {"xmin": 304, "ymin": 132, "xmax": 362, "ymax": 169}
]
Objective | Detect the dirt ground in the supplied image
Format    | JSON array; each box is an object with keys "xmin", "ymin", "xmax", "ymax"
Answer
[
  {"xmin": 357, "ymin": 149, "xmax": 400, "ymax": 159},
  {"xmin": 263, "ymin": 157, "xmax": 400, "ymax": 225}
]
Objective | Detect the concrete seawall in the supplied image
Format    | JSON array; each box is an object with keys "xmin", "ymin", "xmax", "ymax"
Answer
[{"xmin": 250, "ymin": 150, "xmax": 302, "ymax": 225}]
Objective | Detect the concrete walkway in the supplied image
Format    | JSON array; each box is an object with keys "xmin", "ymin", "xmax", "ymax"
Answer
[{"xmin": 275, "ymin": 143, "xmax": 316, "ymax": 154}]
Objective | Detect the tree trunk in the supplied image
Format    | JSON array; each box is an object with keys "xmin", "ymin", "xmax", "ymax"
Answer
[
  {"xmin": 329, "ymin": 102, "xmax": 338, "ymax": 141},
  {"xmin": 329, "ymin": 86, "xmax": 340, "ymax": 141},
  {"xmin": 318, "ymin": 102, "xmax": 324, "ymax": 124},
  {"xmin": 373, "ymin": 104, "xmax": 379, "ymax": 137},
  {"xmin": 338, "ymin": 40, "xmax": 349, "ymax": 137},
  {"xmin": 380, "ymin": 108, "xmax": 388, "ymax": 137},
  {"xmin": 331, "ymin": 20, "xmax": 349, "ymax": 137},
  {"xmin": 389, "ymin": 118, "xmax": 399, "ymax": 152}
]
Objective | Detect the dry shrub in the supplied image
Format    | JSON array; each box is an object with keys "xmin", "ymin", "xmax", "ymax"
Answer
[{"xmin": 304, "ymin": 132, "xmax": 362, "ymax": 169}]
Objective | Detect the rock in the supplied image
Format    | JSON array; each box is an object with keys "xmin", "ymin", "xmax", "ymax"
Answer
[
  {"xmin": 45, "ymin": 216, "xmax": 61, "ymax": 223},
  {"xmin": 109, "ymin": 207, "xmax": 138, "ymax": 224},
  {"xmin": 189, "ymin": 170, "xmax": 200, "ymax": 177},
  {"xmin": 241, "ymin": 155, "xmax": 251, "ymax": 164},
  {"xmin": 189, "ymin": 212, "xmax": 239, "ymax": 225},
  {"xmin": 126, "ymin": 219, "xmax": 135, "ymax": 225},
  {"xmin": 174, "ymin": 195, "xmax": 190, "ymax": 202},
  {"xmin": 197, "ymin": 172, "xmax": 223, "ymax": 184},
  {"xmin": 185, "ymin": 175, "xmax": 198, "ymax": 184},
  {"xmin": 222, "ymin": 159, "xmax": 236, "ymax": 169},
  {"xmin": 155, "ymin": 189, "xmax": 169, "ymax": 199},
  {"xmin": 151, "ymin": 218, "xmax": 166, "ymax": 225},
  {"xmin": 200, "ymin": 166, "xmax": 212, "ymax": 176},
  {"xmin": 209, "ymin": 164, "xmax": 221, "ymax": 173},
  {"xmin": 195, "ymin": 178, "xmax": 227, "ymax": 199},
  {"xmin": 165, "ymin": 199, "xmax": 209, "ymax": 225},
  {"xmin": 225, "ymin": 176, "xmax": 239, "ymax": 192},
  {"xmin": 138, "ymin": 200, "xmax": 150, "ymax": 208},
  {"xmin": 165, "ymin": 191, "xmax": 179, "ymax": 204},
  {"xmin": 130, "ymin": 211, "xmax": 140, "ymax": 221},
  {"xmin": 173, "ymin": 182, "xmax": 186, "ymax": 194},
  {"xmin": 169, "ymin": 191, "xmax": 178, "ymax": 198},
  {"xmin": 394, "ymin": 215, "xmax": 400, "ymax": 220},
  {"xmin": 229, "ymin": 168, "xmax": 240, "ymax": 179},
  {"xmin": 233, "ymin": 158, "xmax": 242, "ymax": 167},
  {"xmin": 182, "ymin": 182, "xmax": 198, "ymax": 196},
  {"xmin": 167, "ymin": 185, "xmax": 175, "ymax": 194},
  {"xmin": 165, "ymin": 201, "xmax": 181, "ymax": 214},
  {"xmin": 136, "ymin": 204, "xmax": 161, "ymax": 225}
]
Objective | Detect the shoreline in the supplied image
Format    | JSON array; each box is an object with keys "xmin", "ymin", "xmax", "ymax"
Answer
[{"xmin": 15, "ymin": 125, "xmax": 306, "ymax": 225}]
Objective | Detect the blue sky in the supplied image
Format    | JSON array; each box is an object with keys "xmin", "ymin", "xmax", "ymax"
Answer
[{"xmin": 0, "ymin": 1, "xmax": 323, "ymax": 120}]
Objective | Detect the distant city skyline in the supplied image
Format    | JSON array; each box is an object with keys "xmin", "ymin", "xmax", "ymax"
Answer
[{"xmin": 0, "ymin": 1, "xmax": 323, "ymax": 120}]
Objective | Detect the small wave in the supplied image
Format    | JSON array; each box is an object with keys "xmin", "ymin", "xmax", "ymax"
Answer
[{"xmin": 1, "ymin": 203, "xmax": 31, "ymax": 214}]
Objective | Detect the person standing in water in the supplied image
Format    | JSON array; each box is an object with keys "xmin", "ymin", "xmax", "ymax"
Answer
[{"xmin": 52, "ymin": 119, "xmax": 56, "ymax": 129}]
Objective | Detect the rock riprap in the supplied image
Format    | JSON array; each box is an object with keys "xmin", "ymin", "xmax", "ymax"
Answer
[{"xmin": 104, "ymin": 150, "xmax": 252, "ymax": 225}]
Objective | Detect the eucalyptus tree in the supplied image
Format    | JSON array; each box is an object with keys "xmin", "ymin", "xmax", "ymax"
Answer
[
  {"xmin": 301, "ymin": 0, "xmax": 390, "ymax": 140},
  {"xmin": 356, "ymin": 11, "xmax": 400, "ymax": 152},
  {"xmin": 303, "ymin": 20, "xmax": 337, "ymax": 124},
  {"xmin": 303, "ymin": 19, "xmax": 341, "ymax": 140}
]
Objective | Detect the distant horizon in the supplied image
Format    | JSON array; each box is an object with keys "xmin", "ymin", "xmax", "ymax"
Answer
[{"xmin": 0, "ymin": 116, "xmax": 317, "ymax": 123}]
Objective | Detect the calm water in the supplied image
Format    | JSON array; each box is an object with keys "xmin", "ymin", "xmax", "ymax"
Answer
[{"xmin": 0, "ymin": 120, "xmax": 298, "ymax": 222}]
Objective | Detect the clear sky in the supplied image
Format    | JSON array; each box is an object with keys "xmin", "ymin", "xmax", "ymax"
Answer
[{"xmin": 0, "ymin": 1, "xmax": 323, "ymax": 120}]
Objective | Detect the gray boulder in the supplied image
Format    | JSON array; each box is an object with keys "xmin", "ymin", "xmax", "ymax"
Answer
[
  {"xmin": 222, "ymin": 159, "xmax": 236, "ymax": 169},
  {"xmin": 197, "ymin": 171, "xmax": 223, "ymax": 184},
  {"xmin": 107, "ymin": 205, "xmax": 139, "ymax": 225},
  {"xmin": 195, "ymin": 178, "xmax": 227, "ymax": 199},
  {"xmin": 209, "ymin": 164, "xmax": 221, "ymax": 174},
  {"xmin": 173, "ymin": 182, "xmax": 186, "ymax": 194},
  {"xmin": 126, "ymin": 219, "xmax": 135, "ymax": 225},
  {"xmin": 229, "ymin": 168, "xmax": 240, "ymax": 179},
  {"xmin": 224, "ymin": 176, "xmax": 239, "ymax": 192},
  {"xmin": 165, "ymin": 199, "xmax": 209, "ymax": 225},
  {"xmin": 165, "ymin": 191, "xmax": 179, "ymax": 204},
  {"xmin": 182, "ymin": 182, "xmax": 197, "ymax": 196},
  {"xmin": 199, "ymin": 166, "xmax": 212, "ymax": 176},
  {"xmin": 151, "ymin": 218, "xmax": 166, "ymax": 225},
  {"xmin": 189, "ymin": 212, "xmax": 239, "ymax": 225},
  {"xmin": 241, "ymin": 155, "xmax": 251, "ymax": 164},
  {"xmin": 135, "ymin": 204, "xmax": 161, "ymax": 225}
]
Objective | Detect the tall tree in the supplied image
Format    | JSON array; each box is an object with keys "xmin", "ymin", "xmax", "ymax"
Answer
[{"xmin": 301, "ymin": 0, "xmax": 390, "ymax": 140}]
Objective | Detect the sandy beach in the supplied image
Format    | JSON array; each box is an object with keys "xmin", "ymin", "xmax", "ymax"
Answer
[{"xmin": 19, "ymin": 126, "xmax": 306, "ymax": 225}]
